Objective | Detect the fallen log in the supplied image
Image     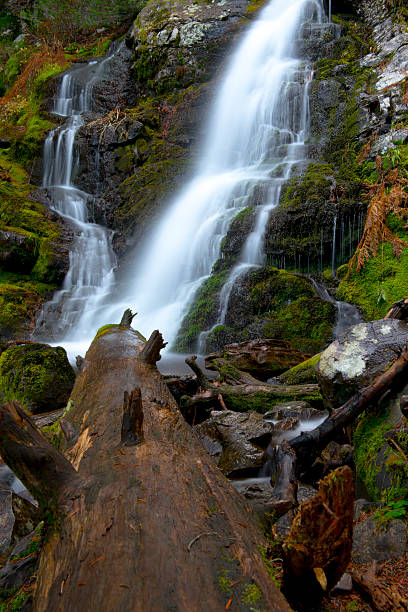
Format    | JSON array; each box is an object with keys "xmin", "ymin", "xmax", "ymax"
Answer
[
  {"xmin": 0, "ymin": 322, "xmax": 291, "ymax": 612},
  {"xmin": 351, "ymin": 561, "xmax": 408, "ymax": 611},
  {"xmin": 184, "ymin": 357, "xmax": 321, "ymax": 413},
  {"xmin": 290, "ymin": 346, "xmax": 408, "ymax": 473}
]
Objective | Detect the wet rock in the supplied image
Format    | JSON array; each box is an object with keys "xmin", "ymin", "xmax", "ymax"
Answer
[
  {"xmin": 0, "ymin": 343, "xmax": 75, "ymax": 413},
  {"xmin": 316, "ymin": 319, "xmax": 408, "ymax": 409},
  {"xmin": 205, "ymin": 338, "xmax": 308, "ymax": 380},
  {"xmin": 0, "ymin": 230, "xmax": 37, "ymax": 273},
  {"xmin": 11, "ymin": 496, "xmax": 40, "ymax": 543},
  {"xmin": 0, "ymin": 490, "xmax": 14, "ymax": 558},
  {"xmin": 194, "ymin": 409, "xmax": 274, "ymax": 477},
  {"xmin": 264, "ymin": 401, "xmax": 319, "ymax": 421},
  {"xmin": 331, "ymin": 573, "xmax": 352, "ymax": 595},
  {"xmin": 352, "ymin": 517, "xmax": 407, "ymax": 564},
  {"xmin": 274, "ymin": 416, "xmax": 299, "ymax": 432}
]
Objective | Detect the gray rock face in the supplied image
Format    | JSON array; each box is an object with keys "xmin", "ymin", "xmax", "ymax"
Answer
[
  {"xmin": 352, "ymin": 516, "xmax": 407, "ymax": 564},
  {"xmin": 194, "ymin": 409, "xmax": 273, "ymax": 477},
  {"xmin": 0, "ymin": 490, "xmax": 14, "ymax": 557},
  {"xmin": 316, "ymin": 319, "xmax": 408, "ymax": 408}
]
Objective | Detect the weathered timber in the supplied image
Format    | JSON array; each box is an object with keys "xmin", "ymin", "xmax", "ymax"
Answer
[
  {"xmin": 385, "ymin": 297, "xmax": 408, "ymax": 321},
  {"xmin": 282, "ymin": 466, "xmax": 354, "ymax": 612},
  {"xmin": 268, "ymin": 441, "xmax": 297, "ymax": 518},
  {"xmin": 203, "ymin": 357, "xmax": 264, "ymax": 385},
  {"xmin": 119, "ymin": 308, "xmax": 137, "ymax": 328},
  {"xmin": 185, "ymin": 355, "xmax": 211, "ymax": 390},
  {"xmin": 0, "ymin": 325, "xmax": 291, "ymax": 612},
  {"xmin": 290, "ymin": 347, "xmax": 408, "ymax": 472},
  {"xmin": 181, "ymin": 382, "xmax": 320, "ymax": 411},
  {"xmin": 139, "ymin": 329, "xmax": 167, "ymax": 364},
  {"xmin": 351, "ymin": 561, "xmax": 408, "ymax": 611},
  {"xmin": 0, "ymin": 400, "xmax": 79, "ymax": 511},
  {"xmin": 121, "ymin": 387, "xmax": 144, "ymax": 446}
]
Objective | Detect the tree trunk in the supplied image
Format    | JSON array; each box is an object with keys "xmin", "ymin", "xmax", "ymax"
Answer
[{"xmin": 0, "ymin": 326, "xmax": 291, "ymax": 612}]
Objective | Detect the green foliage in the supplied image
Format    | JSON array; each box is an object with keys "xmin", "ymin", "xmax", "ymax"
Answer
[
  {"xmin": 374, "ymin": 500, "xmax": 408, "ymax": 528},
  {"xmin": 338, "ymin": 238, "xmax": 408, "ymax": 319},
  {"xmin": 175, "ymin": 270, "xmax": 228, "ymax": 351}
]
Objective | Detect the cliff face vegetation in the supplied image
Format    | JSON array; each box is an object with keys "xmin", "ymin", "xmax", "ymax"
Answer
[{"xmin": 0, "ymin": 0, "xmax": 408, "ymax": 610}]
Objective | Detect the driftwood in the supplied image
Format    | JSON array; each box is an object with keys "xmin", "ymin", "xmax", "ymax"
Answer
[
  {"xmin": 351, "ymin": 561, "xmax": 408, "ymax": 611},
  {"xmin": 282, "ymin": 466, "xmax": 354, "ymax": 612},
  {"xmin": 0, "ymin": 324, "xmax": 291, "ymax": 612},
  {"xmin": 385, "ymin": 297, "xmax": 408, "ymax": 321}
]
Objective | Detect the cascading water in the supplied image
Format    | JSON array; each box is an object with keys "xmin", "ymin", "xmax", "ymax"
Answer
[
  {"xmin": 34, "ymin": 52, "xmax": 119, "ymax": 346},
  {"xmin": 101, "ymin": 0, "xmax": 327, "ymax": 351}
]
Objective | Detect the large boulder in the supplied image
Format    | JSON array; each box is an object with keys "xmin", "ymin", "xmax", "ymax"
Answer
[
  {"xmin": 316, "ymin": 319, "xmax": 408, "ymax": 409},
  {"xmin": 0, "ymin": 343, "xmax": 75, "ymax": 413},
  {"xmin": 352, "ymin": 516, "xmax": 407, "ymax": 564},
  {"xmin": 194, "ymin": 409, "xmax": 274, "ymax": 477}
]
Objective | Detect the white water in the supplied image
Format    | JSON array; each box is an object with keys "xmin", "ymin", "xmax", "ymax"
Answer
[
  {"xmin": 34, "ymin": 51, "xmax": 119, "ymax": 345},
  {"xmin": 36, "ymin": 1, "xmax": 330, "ymax": 362},
  {"xmin": 98, "ymin": 0, "xmax": 326, "ymax": 351}
]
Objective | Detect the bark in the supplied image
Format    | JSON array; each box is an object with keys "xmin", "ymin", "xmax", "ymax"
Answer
[
  {"xmin": 282, "ymin": 466, "xmax": 354, "ymax": 612},
  {"xmin": 351, "ymin": 562, "xmax": 408, "ymax": 612},
  {"xmin": 267, "ymin": 441, "xmax": 297, "ymax": 518},
  {"xmin": 0, "ymin": 400, "xmax": 79, "ymax": 511},
  {"xmin": 0, "ymin": 326, "xmax": 291, "ymax": 612},
  {"xmin": 290, "ymin": 347, "xmax": 408, "ymax": 473},
  {"xmin": 385, "ymin": 297, "xmax": 408, "ymax": 321}
]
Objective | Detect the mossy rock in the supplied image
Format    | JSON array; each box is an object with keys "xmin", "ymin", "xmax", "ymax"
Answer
[
  {"xmin": 0, "ymin": 343, "xmax": 75, "ymax": 413},
  {"xmin": 279, "ymin": 354, "xmax": 321, "ymax": 385},
  {"xmin": 354, "ymin": 406, "xmax": 408, "ymax": 502}
]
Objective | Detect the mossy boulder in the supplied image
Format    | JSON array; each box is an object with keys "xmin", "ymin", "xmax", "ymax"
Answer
[
  {"xmin": 0, "ymin": 343, "xmax": 75, "ymax": 413},
  {"xmin": 317, "ymin": 319, "xmax": 408, "ymax": 409},
  {"xmin": 354, "ymin": 406, "xmax": 408, "ymax": 502}
]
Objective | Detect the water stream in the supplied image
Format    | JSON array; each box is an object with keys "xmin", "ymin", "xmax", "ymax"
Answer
[
  {"xmin": 34, "ymin": 50, "xmax": 120, "ymax": 345},
  {"xmin": 97, "ymin": 0, "xmax": 327, "ymax": 353},
  {"xmin": 35, "ymin": 0, "xmax": 339, "ymax": 366}
]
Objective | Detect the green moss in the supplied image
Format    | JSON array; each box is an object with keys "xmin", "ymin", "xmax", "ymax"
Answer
[
  {"xmin": 281, "ymin": 162, "xmax": 334, "ymax": 210},
  {"xmin": 279, "ymin": 353, "xmax": 321, "ymax": 385},
  {"xmin": 0, "ymin": 344, "xmax": 75, "ymax": 413},
  {"xmin": 175, "ymin": 269, "xmax": 228, "ymax": 351},
  {"xmin": 95, "ymin": 323, "xmax": 119, "ymax": 339},
  {"xmin": 241, "ymin": 582, "xmax": 262, "ymax": 606},
  {"xmin": 338, "ymin": 239, "xmax": 408, "ymax": 319},
  {"xmin": 42, "ymin": 420, "xmax": 63, "ymax": 449},
  {"xmin": 354, "ymin": 409, "xmax": 392, "ymax": 500},
  {"xmin": 224, "ymin": 388, "xmax": 323, "ymax": 413}
]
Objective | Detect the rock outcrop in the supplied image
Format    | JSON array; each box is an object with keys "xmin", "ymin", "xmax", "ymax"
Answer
[{"xmin": 316, "ymin": 319, "xmax": 408, "ymax": 408}]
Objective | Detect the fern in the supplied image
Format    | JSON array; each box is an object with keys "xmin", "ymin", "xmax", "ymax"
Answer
[{"xmin": 347, "ymin": 157, "xmax": 408, "ymax": 276}]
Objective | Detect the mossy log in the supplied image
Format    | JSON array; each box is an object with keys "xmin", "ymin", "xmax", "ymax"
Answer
[{"xmin": 0, "ymin": 325, "xmax": 291, "ymax": 612}]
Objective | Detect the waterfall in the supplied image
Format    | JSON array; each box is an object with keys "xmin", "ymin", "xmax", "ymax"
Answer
[
  {"xmin": 34, "ymin": 51, "xmax": 119, "ymax": 346},
  {"xmin": 100, "ymin": 0, "xmax": 326, "ymax": 350},
  {"xmin": 35, "ymin": 0, "xmax": 332, "ymax": 363}
]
